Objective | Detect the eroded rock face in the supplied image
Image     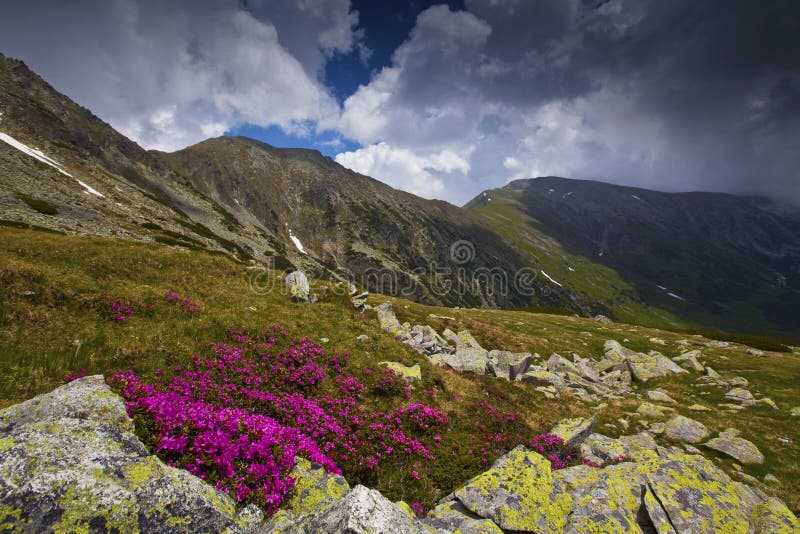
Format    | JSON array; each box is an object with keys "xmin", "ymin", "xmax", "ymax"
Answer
[{"xmin": 0, "ymin": 376, "xmax": 261, "ymax": 533}]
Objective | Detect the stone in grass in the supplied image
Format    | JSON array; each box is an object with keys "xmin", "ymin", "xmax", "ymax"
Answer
[
  {"xmin": 664, "ymin": 415, "xmax": 710, "ymax": 443},
  {"xmin": 725, "ymin": 388, "xmax": 755, "ymax": 403},
  {"xmin": 379, "ymin": 361, "xmax": 422, "ymax": 381},
  {"xmin": 688, "ymin": 404, "xmax": 712, "ymax": 412},
  {"xmin": 453, "ymin": 445, "xmax": 572, "ymax": 533},
  {"xmin": 646, "ymin": 389, "xmax": 677, "ymax": 404},
  {"xmin": 580, "ymin": 433, "xmax": 626, "ymax": 464},
  {"xmin": 285, "ymin": 270, "xmax": 310, "ymax": 301},
  {"xmin": 636, "ymin": 402, "xmax": 672, "ymax": 419},
  {"xmin": 704, "ymin": 432, "xmax": 765, "ymax": 465},
  {"xmin": 548, "ymin": 414, "xmax": 597, "ymax": 446},
  {"xmin": 791, "ymin": 407, "xmax": 800, "ymax": 417}
]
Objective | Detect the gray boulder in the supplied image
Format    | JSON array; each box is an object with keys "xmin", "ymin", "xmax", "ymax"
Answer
[
  {"xmin": 664, "ymin": 415, "xmax": 710, "ymax": 443},
  {"xmin": 285, "ymin": 270, "xmax": 310, "ymax": 302},
  {"xmin": 0, "ymin": 377, "xmax": 261, "ymax": 533}
]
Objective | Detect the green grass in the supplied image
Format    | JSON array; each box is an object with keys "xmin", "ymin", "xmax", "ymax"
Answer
[{"xmin": 0, "ymin": 226, "xmax": 798, "ymax": 513}]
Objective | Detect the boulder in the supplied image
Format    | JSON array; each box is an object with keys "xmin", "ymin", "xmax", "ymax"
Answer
[
  {"xmin": 438, "ymin": 347, "xmax": 490, "ymax": 375},
  {"xmin": 293, "ymin": 485, "xmax": 432, "ymax": 533},
  {"xmin": 454, "ymin": 330, "xmax": 484, "ymax": 351},
  {"xmin": 283, "ymin": 457, "xmax": 350, "ymax": 515},
  {"xmin": 0, "ymin": 377, "xmax": 262, "ymax": 533},
  {"xmin": 580, "ymin": 433, "xmax": 627, "ymax": 464},
  {"xmin": 664, "ymin": 415, "xmax": 710, "ymax": 443},
  {"xmin": 487, "ymin": 351, "xmax": 531, "ymax": 381},
  {"xmin": 376, "ymin": 302, "xmax": 408, "ymax": 336},
  {"xmin": 646, "ymin": 389, "xmax": 677, "ymax": 404},
  {"xmin": 746, "ymin": 348, "xmax": 765, "ymax": 357},
  {"xmin": 636, "ymin": 402, "xmax": 672, "ymax": 419},
  {"xmin": 725, "ymin": 388, "xmax": 755, "ymax": 404},
  {"xmin": 704, "ymin": 431, "xmax": 765, "ymax": 464},
  {"xmin": 548, "ymin": 415, "xmax": 597, "ymax": 446},
  {"xmin": 423, "ymin": 500, "xmax": 503, "ymax": 533},
  {"xmin": 593, "ymin": 314, "xmax": 613, "ymax": 324},
  {"xmin": 452, "ymin": 446, "xmax": 572, "ymax": 533},
  {"xmin": 285, "ymin": 270, "xmax": 310, "ymax": 302}
]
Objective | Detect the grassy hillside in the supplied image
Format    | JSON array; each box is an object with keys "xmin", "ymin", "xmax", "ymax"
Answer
[
  {"xmin": 1, "ymin": 227, "xmax": 798, "ymax": 513},
  {"xmin": 470, "ymin": 188, "xmax": 685, "ymax": 328}
]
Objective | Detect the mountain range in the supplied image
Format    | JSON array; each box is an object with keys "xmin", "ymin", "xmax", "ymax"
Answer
[{"xmin": 1, "ymin": 52, "xmax": 798, "ymax": 340}]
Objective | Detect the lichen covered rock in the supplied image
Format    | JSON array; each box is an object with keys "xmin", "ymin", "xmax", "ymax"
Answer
[
  {"xmin": 704, "ymin": 432, "xmax": 765, "ymax": 464},
  {"xmin": 549, "ymin": 415, "xmax": 597, "ymax": 446},
  {"xmin": 749, "ymin": 497, "xmax": 800, "ymax": 533},
  {"xmin": 379, "ymin": 361, "xmax": 422, "ymax": 381},
  {"xmin": 453, "ymin": 445, "xmax": 572, "ymax": 533},
  {"xmin": 663, "ymin": 415, "xmax": 710, "ymax": 443},
  {"xmin": 0, "ymin": 376, "xmax": 259, "ymax": 533}
]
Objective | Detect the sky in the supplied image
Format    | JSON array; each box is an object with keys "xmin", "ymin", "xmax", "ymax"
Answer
[{"xmin": 0, "ymin": 1, "xmax": 799, "ymax": 206}]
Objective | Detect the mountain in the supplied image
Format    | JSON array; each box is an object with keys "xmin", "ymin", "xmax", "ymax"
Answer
[
  {"xmin": 0, "ymin": 53, "xmax": 578, "ymax": 311},
  {"xmin": 466, "ymin": 177, "xmax": 800, "ymax": 339}
]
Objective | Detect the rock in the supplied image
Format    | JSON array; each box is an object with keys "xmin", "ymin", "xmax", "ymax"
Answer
[
  {"xmin": 756, "ymin": 397, "xmax": 778, "ymax": 409},
  {"xmin": 0, "ymin": 377, "xmax": 261, "ymax": 533},
  {"xmin": 708, "ymin": 340, "xmax": 730, "ymax": 348},
  {"xmin": 688, "ymin": 403, "xmax": 712, "ymax": 412},
  {"xmin": 593, "ymin": 314, "xmax": 613, "ymax": 324},
  {"xmin": 437, "ymin": 347, "xmax": 490, "ymax": 375},
  {"xmin": 729, "ymin": 376, "xmax": 750, "ymax": 387},
  {"xmin": 487, "ymin": 350, "xmax": 531, "ymax": 381},
  {"xmin": 763, "ymin": 474, "xmax": 779, "ymax": 485},
  {"xmin": 285, "ymin": 270, "xmax": 310, "ymax": 302},
  {"xmin": 452, "ymin": 446, "xmax": 572, "ymax": 533},
  {"xmin": 549, "ymin": 415, "xmax": 597, "ymax": 446},
  {"xmin": 749, "ymin": 497, "xmax": 800, "ymax": 533},
  {"xmin": 746, "ymin": 347, "xmax": 765, "ymax": 357},
  {"xmin": 423, "ymin": 500, "xmax": 503, "ymax": 533},
  {"xmin": 454, "ymin": 330, "xmax": 484, "ymax": 351},
  {"xmin": 664, "ymin": 415, "xmax": 710, "ymax": 443},
  {"xmin": 790, "ymin": 406, "xmax": 800, "ymax": 416},
  {"xmin": 546, "ymin": 353, "xmax": 580, "ymax": 375},
  {"xmin": 356, "ymin": 334, "xmax": 369, "ymax": 341},
  {"xmin": 625, "ymin": 350, "xmax": 686, "ymax": 382},
  {"xmin": 636, "ymin": 402, "xmax": 671, "ymax": 419},
  {"xmin": 704, "ymin": 434, "xmax": 765, "ymax": 464},
  {"xmin": 580, "ymin": 433, "xmax": 626, "ymax": 464},
  {"xmin": 704, "ymin": 366, "xmax": 723, "ymax": 379},
  {"xmin": 283, "ymin": 458, "xmax": 350, "ymax": 515},
  {"xmin": 642, "ymin": 450, "xmax": 768, "ymax": 532},
  {"xmin": 376, "ymin": 302, "xmax": 409, "ymax": 336},
  {"xmin": 379, "ymin": 361, "xmax": 422, "ymax": 381},
  {"xmin": 319, "ymin": 337, "xmax": 329, "ymax": 343},
  {"xmin": 725, "ymin": 388, "xmax": 755, "ymax": 403},
  {"xmin": 351, "ymin": 291, "xmax": 369, "ymax": 311},
  {"xmin": 647, "ymin": 421, "xmax": 665, "ymax": 435},
  {"xmin": 618, "ymin": 433, "xmax": 659, "ymax": 461},
  {"xmin": 672, "ymin": 350, "xmax": 705, "ymax": 372},
  {"xmin": 646, "ymin": 389, "xmax": 677, "ymax": 404},
  {"xmin": 649, "ymin": 337, "xmax": 667, "ymax": 345},
  {"xmin": 518, "ymin": 369, "xmax": 564, "ymax": 390},
  {"xmin": 294, "ymin": 485, "xmax": 431, "ymax": 533}
]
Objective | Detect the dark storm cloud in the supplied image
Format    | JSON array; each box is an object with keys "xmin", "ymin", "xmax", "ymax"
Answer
[{"xmin": 338, "ymin": 0, "xmax": 800, "ymax": 204}]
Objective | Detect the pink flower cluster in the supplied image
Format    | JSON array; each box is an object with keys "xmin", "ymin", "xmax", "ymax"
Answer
[
  {"xmin": 110, "ymin": 325, "xmax": 450, "ymax": 512},
  {"xmin": 65, "ymin": 368, "xmax": 88, "ymax": 382},
  {"xmin": 372, "ymin": 367, "xmax": 412, "ymax": 398},
  {"xmin": 164, "ymin": 289, "xmax": 202, "ymax": 313},
  {"xmin": 98, "ymin": 292, "xmax": 139, "ymax": 322}
]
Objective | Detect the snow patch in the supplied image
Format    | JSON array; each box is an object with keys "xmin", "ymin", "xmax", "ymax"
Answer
[
  {"xmin": 77, "ymin": 180, "xmax": 105, "ymax": 198},
  {"xmin": 567, "ymin": 266, "xmax": 575, "ymax": 272},
  {"xmin": 562, "ymin": 191, "xmax": 573, "ymax": 199},
  {"xmin": 540, "ymin": 270, "xmax": 563, "ymax": 287},
  {"xmin": 667, "ymin": 292, "xmax": 686, "ymax": 301},
  {"xmin": 656, "ymin": 285, "xmax": 667, "ymax": 291},
  {"xmin": 0, "ymin": 129, "xmax": 105, "ymax": 198},
  {"xmin": 631, "ymin": 194, "xmax": 643, "ymax": 202},
  {"xmin": 286, "ymin": 227, "xmax": 306, "ymax": 254},
  {"xmin": 548, "ymin": 188, "xmax": 555, "ymax": 195}
]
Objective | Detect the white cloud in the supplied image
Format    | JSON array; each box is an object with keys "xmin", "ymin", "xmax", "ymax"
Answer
[
  {"xmin": 335, "ymin": 142, "xmax": 472, "ymax": 198},
  {"xmin": 0, "ymin": 0, "xmax": 360, "ymax": 151}
]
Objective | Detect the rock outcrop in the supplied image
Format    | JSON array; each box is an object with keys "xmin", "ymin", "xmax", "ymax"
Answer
[
  {"xmin": 285, "ymin": 271, "xmax": 310, "ymax": 302},
  {"xmin": 0, "ymin": 376, "xmax": 263, "ymax": 533}
]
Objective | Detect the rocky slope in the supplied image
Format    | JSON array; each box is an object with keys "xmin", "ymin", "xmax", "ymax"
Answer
[
  {"xmin": 2, "ymin": 376, "xmax": 797, "ymax": 532},
  {"xmin": 467, "ymin": 177, "xmax": 800, "ymax": 339},
  {"xmin": 0, "ymin": 52, "xmax": 571, "ymax": 312}
]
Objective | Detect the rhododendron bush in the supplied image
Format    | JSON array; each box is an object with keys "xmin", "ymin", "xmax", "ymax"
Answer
[{"xmin": 110, "ymin": 325, "xmax": 588, "ymax": 513}]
